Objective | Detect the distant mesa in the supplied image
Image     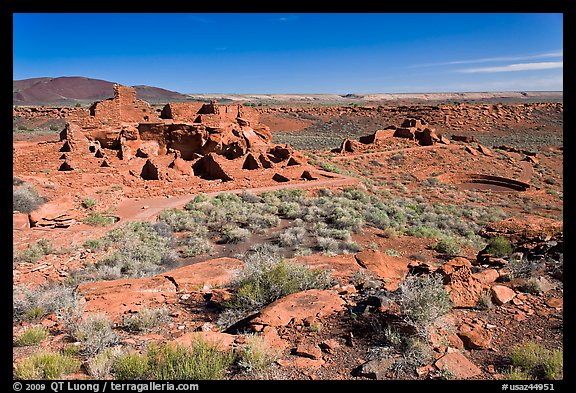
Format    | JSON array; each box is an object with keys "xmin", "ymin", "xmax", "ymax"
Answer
[{"xmin": 13, "ymin": 76, "xmax": 191, "ymax": 106}]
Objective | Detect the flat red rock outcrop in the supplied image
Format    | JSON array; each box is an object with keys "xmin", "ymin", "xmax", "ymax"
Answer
[
  {"xmin": 290, "ymin": 253, "xmax": 361, "ymax": 280},
  {"xmin": 472, "ymin": 268, "xmax": 500, "ymax": 284},
  {"xmin": 435, "ymin": 351, "xmax": 482, "ymax": 379},
  {"xmin": 354, "ymin": 250, "xmax": 410, "ymax": 291},
  {"xmin": 77, "ymin": 276, "xmax": 177, "ymax": 321},
  {"xmin": 249, "ymin": 289, "xmax": 345, "ymax": 331},
  {"xmin": 162, "ymin": 257, "xmax": 243, "ymax": 292},
  {"xmin": 491, "ymin": 285, "xmax": 516, "ymax": 305},
  {"xmin": 171, "ymin": 331, "xmax": 236, "ymax": 351},
  {"xmin": 457, "ymin": 323, "xmax": 493, "ymax": 349}
]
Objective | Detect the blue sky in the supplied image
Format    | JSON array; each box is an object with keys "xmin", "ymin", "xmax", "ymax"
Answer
[{"xmin": 13, "ymin": 13, "xmax": 563, "ymax": 94}]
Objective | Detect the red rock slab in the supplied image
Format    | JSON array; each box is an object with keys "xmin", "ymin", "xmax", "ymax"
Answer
[
  {"xmin": 249, "ymin": 289, "xmax": 345, "ymax": 330},
  {"xmin": 290, "ymin": 253, "xmax": 361, "ymax": 280},
  {"xmin": 261, "ymin": 326, "xmax": 289, "ymax": 352},
  {"xmin": 435, "ymin": 351, "xmax": 482, "ymax": 379},
  {"xmin": 162, "ymin": 257, "xmax": 243, "ymax": 292},
  {"xmin": 545, "ymin": 297, "xmax": 563, "ymax": 309},
  {"xmin": 457, "ymin": 323, "xmax": 493, "ymax": 350},
  {"xmin": 472, "ymin": 268, "xmax": 500, "ymax": 285},
  {"xmin": 294, "ymin": 343, "xmax": 322, "ymax": 360},
  {"xmin": 13, "ymin": 212, "xmax": 30, "ymax": 230},
  {"xmin": 465, "ymin": 145, "xmax": 479, "ymax": 156},
  {"xmin": 29, "ymin": 195, "xmax": 75, "ymax": 225},
  {"xmin": 77, "ymin": 276, "xmax": 176, "ymax": 320},
  {"xmin": 491, "ymin": 285, "xmax": 516, "ymax": 305},
  {"xmin": 171, "ymin": 331, "xmax": 236, "ymax": 351},
  {"xmin": 444, "ymin": 266, "xmax": 487, "ymax": 308},
  {"xmin": 354, "ymin": 250, "xmax": 410, "ymax": 291},
  {"xmin": 477, "ymin": 144, "xmax": 494, "ymax": 157}
]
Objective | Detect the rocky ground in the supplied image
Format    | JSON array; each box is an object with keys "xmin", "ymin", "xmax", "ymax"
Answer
[{"xmin": 12, "ymin": 99, "xmax": 563, "ymax": 382}]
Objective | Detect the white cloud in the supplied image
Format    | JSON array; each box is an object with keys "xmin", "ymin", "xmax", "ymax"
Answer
[
  {"xmin": 411, "ymin": 50, "xmax": 563, "ymax": 68},
  {"xmin": 458, "ymin": 61, "xmax": 563, "ymax": 73}
]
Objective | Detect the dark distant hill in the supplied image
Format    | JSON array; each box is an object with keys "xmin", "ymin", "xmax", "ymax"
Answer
[{"xmin": 13, "ymin": 76, "xmax": 192, "ymax": 106}]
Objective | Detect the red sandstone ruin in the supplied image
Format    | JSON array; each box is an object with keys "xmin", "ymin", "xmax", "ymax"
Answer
[{"xmin": 60, "ymin": 84, "xmax": 308, "ymax": 182}]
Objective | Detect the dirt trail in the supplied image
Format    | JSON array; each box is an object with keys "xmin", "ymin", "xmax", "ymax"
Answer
[{"xmin": 114, "ymin": 170, "xmax": 360, "ymax": 223}]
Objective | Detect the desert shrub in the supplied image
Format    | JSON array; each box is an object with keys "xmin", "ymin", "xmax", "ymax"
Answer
[
  {"xmin": 113, "ymin": 352, "xmax": 149, "ymax": 380},
  {"xmin": 86, "ymin": 347, "xmax": 120, "ymax": 379},
  {"xmin": 502, "ymin": 367, "xmax": 533, "ymax": 380},
  {"xmin": 152, "ymin": 221, "xmax": 174, "ymax": 240},
  {"xmin": 13, "ymin": 284, "xmax": 80, "ymax": 323},
  {"xmin": 78, "ymin": 221, "xmax": 178, "ymax": 281},
  {"xmin": 431, "ymin": 236, "xmax": 461, "ymax": 257},
  {"xmin": 397, "ymin": 274, "xmax": 451, "ymax": 331},
  {"xmin": 225, "ymin": 245, "xmax": 332, "ymax": 311},
  {"xmin": 508, "ymin": 255, "xmax": 543, "ymax": 279},
  {"xmin": 220, "ymin": 225, "xmax": 250, "ymax": 244},
  {"xmin": 14, "ymin": 351, "xmax": 80, "ymax": 380},
  {"xmin": 315, "ymin": 236, "xmax": 340, "ymax": 255},
  {"xmin": 83, "ymin": 212, "xmax": 116, "ymax": 226},
  {"xmin": 69, "ymin": 313, "xmax": 119, "ymax": 356},
  {"xmin": 146, "ymin": 339, "xmax": 234, "ymax": 380},
  {"xmin": 406, "ymin": 225, "xmax": 443, "ymax": 239},
  {"xmin": 122, "ymin": 308, "xmax": 170, "ymax": 332},
  {"xmin": 521, "ymin": 277, "xmax": 545, "ymax": 294},
  {"xmin": 279, "ymin": 226, "xmax": 307, "ymax": 247},
  {"xmin": 81, "ymin": 197, "xmax": 97, "ymax": 209},
  {"xmin": 485, "ymin": 236, "xmax": 513, "ymax": 258},
  {"xmin": 157, "ymin": 209, "xmax": 202, "ymax": 232},
  {"xmin": 13, "ymin": 184, "xmax": 47, "ymax": 213},
  {"xmin": 312, "ymin": 223, "xmax": 351, "ymax": 241},
  {"xmin": 384, "ymin": 326, "xmax": 403, "ymax": 348},
  {"xmin": 15, "ymin": 238, "xmax": 54, "ymax": 264},
  {"xmin": 509, "ymin": 341, "xmax": 563, "ymax": 380},
  {"xmin": 182, "ymin": 236, "xmax": 213, "ymax": 257},
  {"xmin": 383, "ymin": 249, "xmax": 400, "ymax": 257},
  {"xmin": 237, "ymin": 334, "xmax": 278, "ymax": 373},
  {"xmin": 390, "ymin": 335, "xmax": 434, "ymax": 377},
  {"xmin": 476, "ymin": 290, "xmax": 494, "ymax": 310},
  {"xmin": 14, "ymin": 326, "xmax": 48, "ymax": 347},
  {"xmin": 13, "ymin": 176, "xmax": 25, "ymax": 185}
]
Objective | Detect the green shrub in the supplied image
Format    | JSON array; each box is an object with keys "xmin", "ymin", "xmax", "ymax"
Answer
[
  {"xmin": 122, "ymin": 308, "xmax": 170, "ymax": 332},
  {"xmin": 14, "ymin": 326, "xmax": 48, "ymax": 346},
  {"xmin": 485, "ymin": 236, "xmax": 513, "ymax": 258},
  {"xmin": 509, "ymin": 341, "xmax": 563, "ymax": 380},
  {"xmin": 237, "ymin": 334, "xmax": 277, "ymax": 373},
  {"xmin": 225, "ymin": 245, "xmax": 332, "ymax": 311},
  {"xmin": 86, "ymin": 348, "xmax": 119, "ymax": 379},
  {"xmin": 70, "ymin": 313, "xmax": 119, "ymax": 356},
  {"xmin": 279, "ymin": 226, "xmax": 307, "ymax": 247},
  {"xmin": 77, "ymin": 221, "xmax": 178, "ymax": 281},
  {"xmin": 83, "ymin": 212, "xmax": 116, "ymax": 226},
  {"xmin": 81, "ymin": 197, "xmax": 97, "ymax": 209},
  {"xmin": 13, "ymin": 284, "xmax": 80, "ymax": 323},
  {"xmin": 220, "ymin": 225, "xmax": 250, "ymax": 244},
  {"xmin": 15, "ymin": 238, "xmax": 54, "ymax": 264},
  {"xmin": 397, "ymin": 274, "xmax": 451, "ymax": 330},
  {"xmin": 502, "ymin": 367, "xmax": 533, "ymax": 380},
  {"xmin": 147, "ymin": 339, "xmax": 234, "ymax": 380},
  {"xmin": 113, "ymin": 352, "xmax": 149, "ymax": 380},
  {"xmin": 431, "ymin": 236, "xmax": 461, "ymax": 257},
  {"xmin": 182, "ymin": 236, "xmax": 213, "ymax": 257},
  {"xmin": 14, "ymin": 351, "xmax": 80, "ymax": 380},
  {"xmin": 13, "ymin": 184, "xmax": 47, "ymax": 213}
]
